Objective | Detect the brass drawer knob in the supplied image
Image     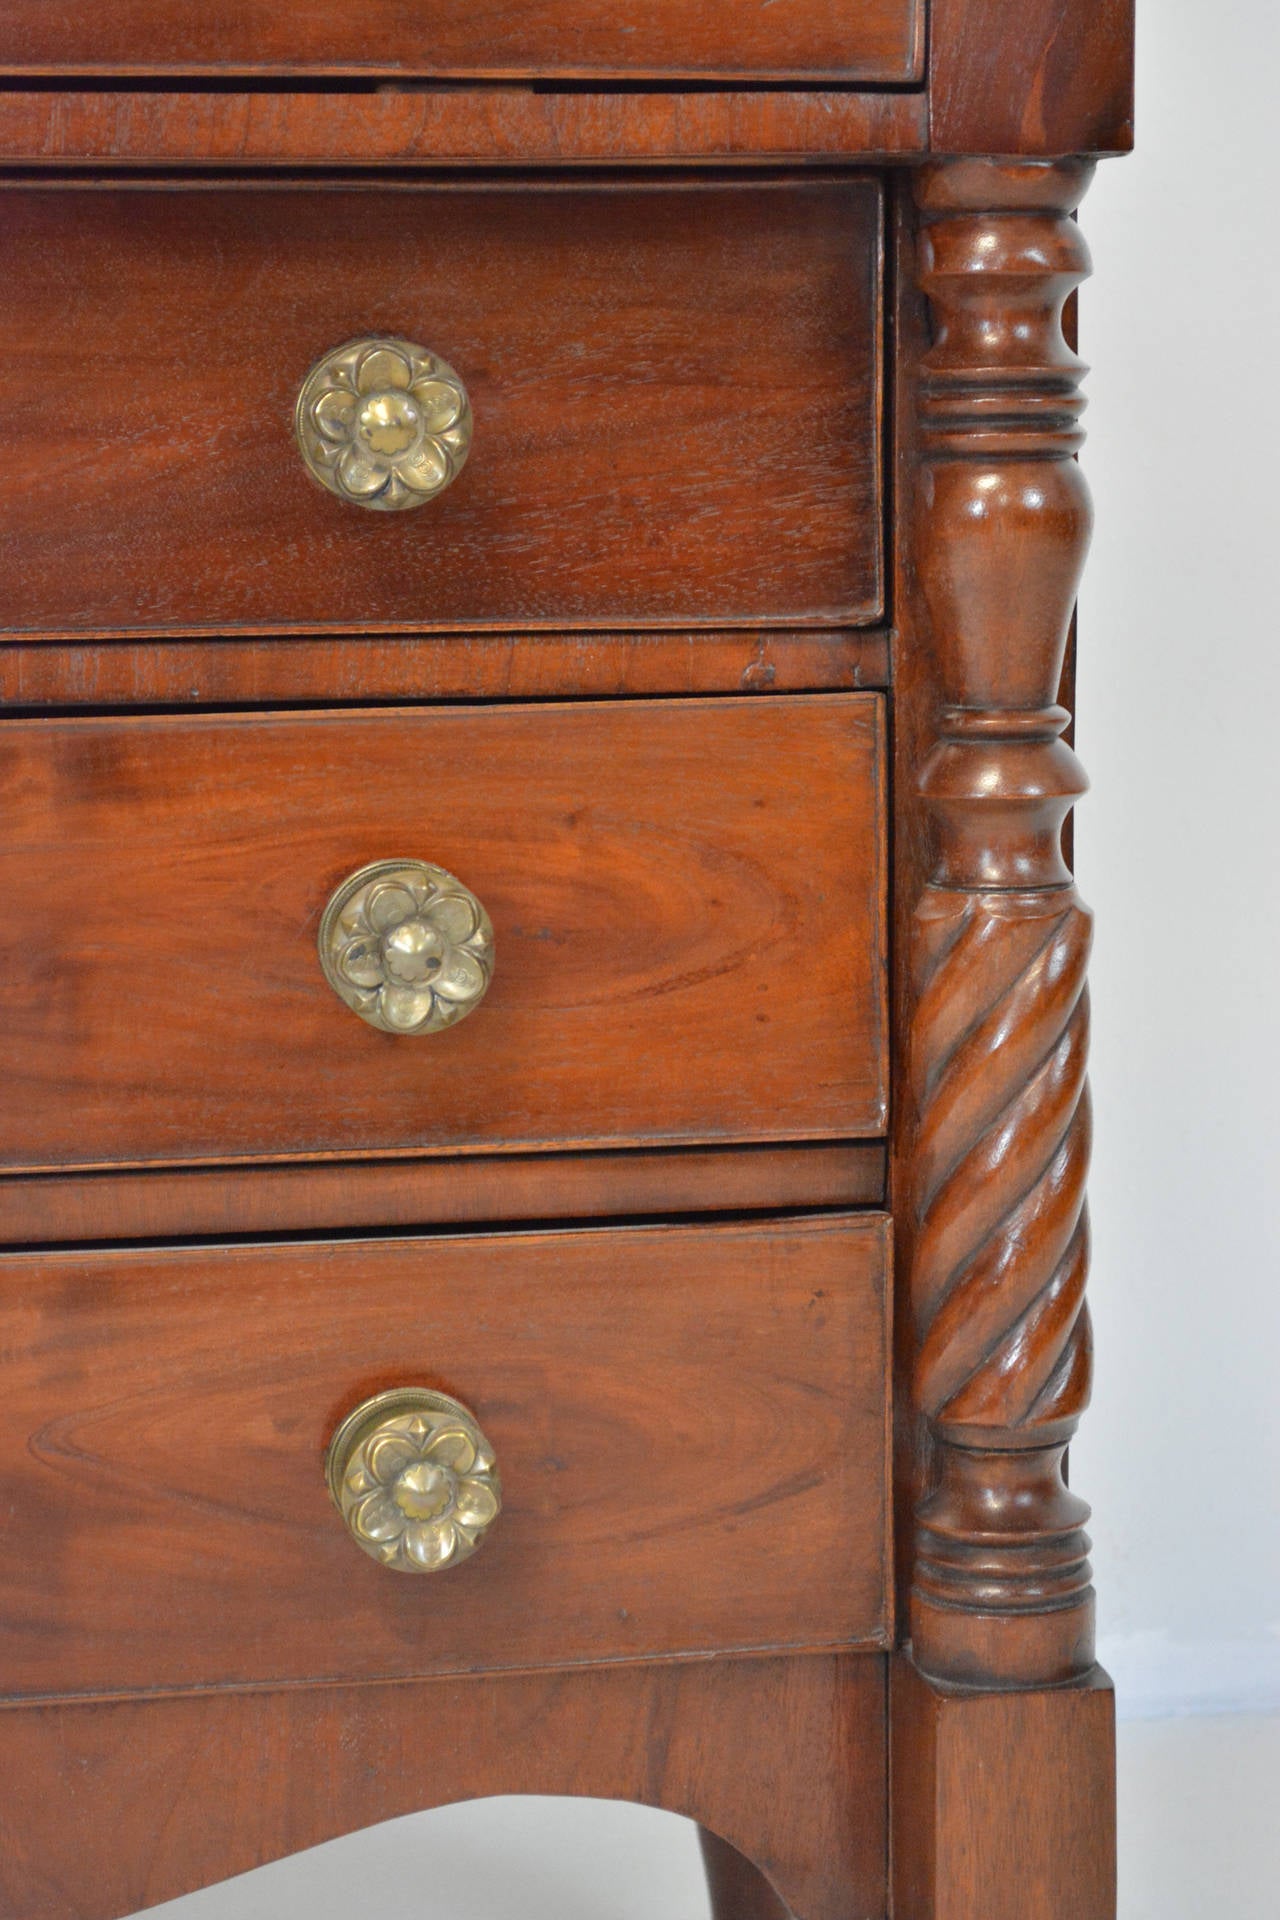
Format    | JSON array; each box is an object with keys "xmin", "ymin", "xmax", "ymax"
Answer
[
  {"xmin": 326, "ymin": 1388, "xmax": 502, "ymax": 1574},
  {"xmin": 294, "ymin": 336, "xmax": 472, "ymax": 512},
  {"xmin": 318, "ymin": 858, "xmax": 494, "ymax": 1035}
]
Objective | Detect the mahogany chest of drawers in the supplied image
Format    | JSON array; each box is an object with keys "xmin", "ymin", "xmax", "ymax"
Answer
[{"xmin": 0, "ymin": 5, "xmax": 1133, "ymax": 1917}]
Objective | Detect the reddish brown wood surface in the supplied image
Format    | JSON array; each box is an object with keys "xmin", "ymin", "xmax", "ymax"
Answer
[
  {"xmin": 0, "ymin": 629, "xmax": 891, "ymax": 710},
  {"xmin": 0, "ymin": 1216, "xmax": 891, "ymax": 1699},
  {"xmin": 929, "ymin": 0, "xmax": 1134, "ymax": 155},
  {"xmin": 0, "ymin": 0, "xmax": 923, "ymax": 82},
  {"xmin": 0, "ymin": 181, "xmax": 882, "ymax": 639},
  {"xmin": 0, "ymin": 0, "xmax": 1138, "ymax": 1904},
  {"xmin": 892, "ymin": 1657, "xmax": 1116, "ymax": 1920},
  {"xmin": 0, "ymin": 1141, "xmax": 886, "ymax": 1245},
  {"xmin": 887, "ymin": 178, "xmax": 940, "ymax": 1622},
  {"xmin": 0, "ymin": 1654, "xmax": 887, "ymax": 1920},
  {"xmin": 0, "ymin": 695, "xmax": 888, "ymax": 1172},
  {"xmin": 0, "ymin": 88, "xmax": 927, "ymax": 169},
  {"xmin": 700, "ymin": 1828, "xmax": 795, "ymax": 1920},
  {"xmin": 903, "ymin": 161, "xmax": 1098, "ymax": 1689}
]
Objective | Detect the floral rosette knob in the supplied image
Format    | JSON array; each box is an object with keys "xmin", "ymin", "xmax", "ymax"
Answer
[
  {"xmin": 318, "ymin": 859, "xmax": 495, "ymax": 1035},
  {"xmin": 326, "ymin": 1390, "xmax": 502, "ymax": 1575},
  {"xmin": 295, "ymin": 337, "xmax": 472, "ymax": 512}
]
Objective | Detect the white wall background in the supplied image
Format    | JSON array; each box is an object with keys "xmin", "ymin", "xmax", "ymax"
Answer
[
  {"xmin": 143, "ymin": 2, "xmax": 1278, "ymax": 1913},
  {"xmin": 1075, "ymin": 0, "xmax": 1280, "ymax": 1719}
]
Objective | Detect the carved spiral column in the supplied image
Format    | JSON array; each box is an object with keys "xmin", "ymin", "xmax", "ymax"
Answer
[{"xmin": 908, "ymin": 159, "xmax": 1098, "ymax": 1688}]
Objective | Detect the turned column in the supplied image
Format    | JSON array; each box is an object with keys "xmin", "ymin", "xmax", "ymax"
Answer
[{"xmin": 907, "ymin": 158, "xmax": 1098, "ymax": 1690}]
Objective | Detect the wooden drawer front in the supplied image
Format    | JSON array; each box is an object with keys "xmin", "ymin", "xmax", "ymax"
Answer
[
  {"xmin": 0, "ymin": 1216, "xmax": 891, "ymax": 1699},
  {"xmin": 0, "ymin": 2, "xmax": 924, "ymax": 83},
  {"xmin": 0, "ymin": 183, "xmax": 882, "ymax": 638},
  {"xmin": 0, "ymin": 694, "xmax": 887, "ymax": 1172}
]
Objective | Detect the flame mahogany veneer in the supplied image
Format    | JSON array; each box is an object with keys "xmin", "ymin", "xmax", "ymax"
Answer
[
  {"xmin": 0, "ymin": 697, "xmax": 888, "ymax": 1172},
  {"xmin": 0, "ymin": 183, "xmax": 884, "ymax": 639},
  {"xmin": 0, "ymin": 0, "xmax": 926, "ymax": 84},
  {"xmin": 0, "ymin": 1218, "xmax": 893, "ymax": 1698},
  {"xmin": 0, "ymin": 4, "xmax": 1133, "ymax": 1916}
]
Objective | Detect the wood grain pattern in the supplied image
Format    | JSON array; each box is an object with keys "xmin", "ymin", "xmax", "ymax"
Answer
[
  {"xmin": 0, "ymin": 1141, "xmax": 887, "ymax": 1246},
  {"xmin": 0, "ymin": 88, "xmax": 928, "ymax": 170},
  {"xmin": 0, "ymin": 0, "xmax": 924, "ymax": 82},
  {"xmin": 0, "ymin": 1654, "xmax": 887, "ymax": 1920},
  {"xmin": 0, "ymin": 181, "xmax": 882, "ymax": 639},
  {"xmin": 929, "ymin": 0, "xmax": 1135, "ymax": 156},
  {"xmin": 0, "ymin": 1215, "xmax": 891, "ymax": 1700},
  {"xmin": 0, "ymin": 0, "xmax": 1140, "ymax": 1905},
  {"xmin": 0, "ymin": 629, "xmax": 891, "ymax": 711},
  {"xmin": 887, "ymin": 177, "xmax": 941, "ymax": 1622},
  {"xmin": 904, "ymin": 161, "xmax": 1098, "ymax": 1689},
  {"xmin": 891, "ymin": 1657, "xmax": 1116, "ymax": 1920},
  {"xmin": 0, "ymin": 694, "xmax": 888, "ymax": 1172}
]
